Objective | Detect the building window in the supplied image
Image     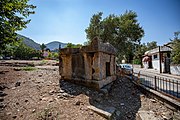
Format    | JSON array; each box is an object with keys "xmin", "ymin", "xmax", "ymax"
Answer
[
  {"xmin": 106, "ymin": 62, "xmax": 110, "ymax": 77},
  {"xmin": 153, "ymin": 54, "xmax": 158, "ymax": 59}
]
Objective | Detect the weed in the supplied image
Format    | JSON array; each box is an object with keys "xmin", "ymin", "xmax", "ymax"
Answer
[
  {"xmin": 37, "ymin": 108, "xmax": 50, "ymax": 120},
  {"xmin": 37, "ymin": 107, "xmax": 60, "ymax": 120},
  {"xmin": 39, "ymin": 60, "xmax": 48, "ymax": 65},
  {"xmin": 22, "ymin": 66, "xmax": 36, "ymax": 71}
]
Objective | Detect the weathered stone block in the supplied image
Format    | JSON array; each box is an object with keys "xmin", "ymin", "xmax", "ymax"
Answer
[{"xmin": 59, "ymin": 38, "xmax": 117, "ymax": 90}]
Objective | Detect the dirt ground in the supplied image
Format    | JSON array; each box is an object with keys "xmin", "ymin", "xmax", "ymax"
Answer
[{"xmin": 0, "ymin": 60, "xmax": 179, "ymax": 120}]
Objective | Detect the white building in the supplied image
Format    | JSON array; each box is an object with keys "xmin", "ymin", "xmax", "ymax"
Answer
[{"xmin": 145, "ymin": 46, "xmax": 172, "ymax": 73}]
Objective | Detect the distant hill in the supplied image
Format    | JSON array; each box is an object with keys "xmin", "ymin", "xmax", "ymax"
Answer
[
  {"xmin": 46, "ymin": 41, "xmax": 67, "ymax": 51},
  {"xmin": 18, "ymin": 34, "xmax": 41, "ymax": 50},
  {"xmin": 18, "ymin": 34, "xmax": 67, "ymax": 51}
]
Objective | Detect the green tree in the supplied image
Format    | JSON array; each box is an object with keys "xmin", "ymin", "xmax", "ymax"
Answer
[
  {"xmin": 65, "ymin": 43, "xmax": 82, "ymax": 48},
  {"xmin": 171, "ymin": 31, "xmax": 180, "ymax": 64},
  {"xmin": 52, "ymin": 52, "xmax": 59, "ymax": 59},
  {"xmin": 85, "ymin": 12, "xmax": 103, "ymax": 41},
  {"xmin": 40, "ymin": 43, "xmax": 46, "ymax": 51},
  {"xmin": 0, "ymin": 0, "xmax": 36, "ymax": 51},
  {"xmin": 14, "ymin": 42, "xmax": 35, "ymax": 59},
  {"xmin": 146, "ymin": 41, "xmax": 157, "ymax": 50},
  {"xmin": 85, "ymin": 11, "xmax": 144, "ymax": 63},
  {"xmin": 1, "ymin": 44, "xmax": 15, "ymax": 57},
  {"xmin": 133, "ymin": 41, "xmax": 157, "ymax": 65}
]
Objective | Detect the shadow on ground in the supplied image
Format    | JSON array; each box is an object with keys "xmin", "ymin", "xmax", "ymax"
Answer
[{"xmin": 59, "ymin": 76, "xmax": 141, "ymax": 120}]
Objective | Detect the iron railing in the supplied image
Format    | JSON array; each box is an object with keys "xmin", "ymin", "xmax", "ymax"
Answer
[{"xmin": 133, "ymin": 72, "xmax": 180, "ymax": 99}]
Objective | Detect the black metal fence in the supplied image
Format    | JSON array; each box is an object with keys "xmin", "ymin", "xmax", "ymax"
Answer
[{"xmin": 133, "ymin": 72, "xmax": 180, "ymax": 99}]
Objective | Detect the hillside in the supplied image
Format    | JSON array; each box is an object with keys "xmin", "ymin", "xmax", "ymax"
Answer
[
  {"xmin": 18, "ymin": 34, "xmax": 41, "ymax": 50},
  {"xmin": 46, "ymin": 41, "xmax": 67, "ymax": 51},
  {"xmin": 18, "ymin": 34, "xmax": 67, "ymax": 51}
]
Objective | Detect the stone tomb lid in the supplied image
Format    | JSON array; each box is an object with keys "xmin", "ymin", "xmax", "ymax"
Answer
[{"xmin": 60, "ymin": 38, "xmax": 117, "ymax": 55}]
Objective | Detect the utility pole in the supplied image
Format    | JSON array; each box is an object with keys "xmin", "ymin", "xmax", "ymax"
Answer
[{"xmin": 159, "ymin": 46, "xmax": 162, "ymax": 73}]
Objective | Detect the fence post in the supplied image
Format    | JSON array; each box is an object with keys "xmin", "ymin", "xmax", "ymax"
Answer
[
  {"xmin": 137, "ymin": 72, "xmax": 141, "ymax": 85},
  {"xmin": 132, "ymin": 69, "xmax": 134, "ymax": 81},
  {"xmin": 155, "ymin": 76, "xmax": 157, "ymax": 90},
  {"xmin": 177, "ymin": 81, "xmax": 179, "ymax": 98}
]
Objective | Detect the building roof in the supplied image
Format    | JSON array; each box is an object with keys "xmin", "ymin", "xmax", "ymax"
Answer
[{"xmin": 146, "ymin": 46, "xmax": 172, "ymax": 55}]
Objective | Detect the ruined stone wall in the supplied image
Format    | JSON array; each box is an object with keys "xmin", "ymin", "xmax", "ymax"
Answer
[
  {"xmin": 61, "ymin": 55, "xmax": 72, "ymax": 80},
  {"xmin": 59, "ymin": 38, "xmax": 117, "ymax": 89},
  {"xmin": 83, "ymin": 53, "xmax": 93, "ymax": 80},
  {"xmin": 99, "ymin": 52, "xmax": 116, "ymax": 80},
  {"xmin": 111, "ymin": 55, "xmax": 116, "ymax": 75},
  {"xmin": 91, "ymin": 52, "xmax": 101, "ymax": 80},
  {"xmin": 83, "ymin": 52, "xmax": 101, "ymax": 81},
  {"xmin": 72, "ymin": 53, "xmax": 85, "ymax": 79}
]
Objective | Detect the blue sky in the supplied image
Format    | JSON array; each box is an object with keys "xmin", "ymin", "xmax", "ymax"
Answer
[{"xmin": 18, "ymin": 0, "xmax": 180, "ymax": 45}]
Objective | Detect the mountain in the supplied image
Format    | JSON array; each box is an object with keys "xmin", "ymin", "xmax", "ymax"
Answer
[
  {"xmin": 18, "ymin": 34, "xmax": 67, "ymax": 51},
  {"xmin": 46, "ymin": 41, "xmax": 67, "ymax": 51},
  {"xmin": 18, "ymin": 34, "xmax": 41, "ymax": 50}
]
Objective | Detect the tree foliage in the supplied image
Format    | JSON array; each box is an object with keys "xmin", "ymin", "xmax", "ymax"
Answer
[
  {"xmin": 146, "ymin": 41, "xmax": 157, "ymax": 50},
  {"xmin": 135, "ymin": 41, "xmax": 157, "ymax": 57},
  {"xmin": 85, "ymin": 11, "xmax": 144, "ymax": 62},
  {"xmin": 40, "ymin": 43, "xmax": 46, "ymax": 51},
  {"xmin": 65, "ymin": 43, "xmax": 82, "ymax": 48},
  {"xmin": 171, "ymin": 31, "xmax": 180, "ymax": 64},
  {"xmin": 1, "ymin": 44, "xmax": 16, "ymax": 57},
  {"xmin": 0, "ymin": 0, "xmax": 36, "ymax": 50},
  {"xmin": 1, "ymin": 41, "xmax": 41, "ymax": 60},
  {"xmin": 14, "ymin": 42, "xmax": 41, "ymax": 60},
  {"xmin": 133, "ymin": 41, "xmax": 157, "ymax": 64}
]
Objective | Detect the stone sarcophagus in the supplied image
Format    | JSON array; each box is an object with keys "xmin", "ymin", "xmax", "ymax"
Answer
[{"xmin": 59, "ymin": 38, "xmax": 117, "ymax": 90}]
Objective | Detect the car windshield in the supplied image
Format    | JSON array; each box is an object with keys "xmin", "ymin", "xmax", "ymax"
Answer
[
  {"xmin": 125, "ymin": 65, "xmax": 131, "ymax": 68},
  {"xmin": 120, "ymin": 64, "xmax": 132, "ymax": 69}
]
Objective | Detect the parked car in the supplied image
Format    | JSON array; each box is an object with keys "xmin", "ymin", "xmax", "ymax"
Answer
[
  {"xmin": 0, "ymin": 56, "xmax": 3, "ymax": 60},
  {"xmin": 3, "ymin": 56, "xmax": 11, "ymax": 60},
  {"xmin": 119, "ymin": 64, "xmax": 133, "ymax": 75}
]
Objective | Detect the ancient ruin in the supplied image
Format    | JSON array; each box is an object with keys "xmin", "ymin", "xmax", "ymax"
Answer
[{"xmin": 59, "ymin": 38, "xmax": 117, "ymax": 90}]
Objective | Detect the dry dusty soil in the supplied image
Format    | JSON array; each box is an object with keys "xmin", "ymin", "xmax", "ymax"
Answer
[{"xmin": 0, "ymin": 60, "xmax": 179, "ymax": 120}]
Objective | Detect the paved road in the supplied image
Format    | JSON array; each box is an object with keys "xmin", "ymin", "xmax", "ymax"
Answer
[{"xmin": 133, "ymin": 68, "xmax": 180, "ymax": 81}]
